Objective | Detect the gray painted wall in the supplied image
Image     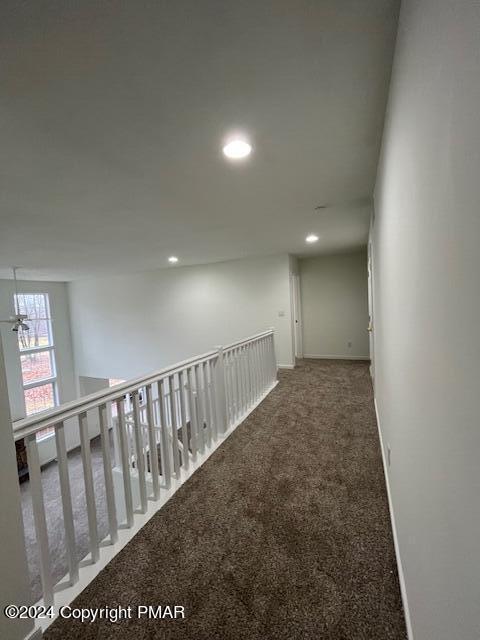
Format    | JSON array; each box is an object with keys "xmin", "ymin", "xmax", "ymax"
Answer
[
  {"xmin": 68, "ymin": 254, "xmax": 295, "ymax": 380},
  {"xmin": 300, "ymin": 251, "xmax": 369, "ymax": 359},
  {"xmin": 372, "ymin": 1, "xmax": 480, "ymax": 638}
]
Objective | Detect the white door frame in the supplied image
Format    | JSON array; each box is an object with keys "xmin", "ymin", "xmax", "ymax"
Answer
[
  {"xmin": 291, "ymin": 274, "xmax": 303, "ymax": 359},
  {"xmin": 367, "ymin": 227, "xmax": 375, "ymax": 385}
]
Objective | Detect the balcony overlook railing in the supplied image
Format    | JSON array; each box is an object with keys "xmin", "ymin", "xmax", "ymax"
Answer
[{"xmin": 13, "ymin": 329, "xmax": 277, "ymax": 628}]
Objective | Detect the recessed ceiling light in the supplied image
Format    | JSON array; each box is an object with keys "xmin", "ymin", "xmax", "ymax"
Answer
[
  {"xmin": 222, "ymin": 139, "xmax": 252, "ymax": 159},
  {"xmin": 168, "ymin": 256, "xmax": 178, "ymax": 263},
  {"xmin": 306, "ymin": 234, "xmax": 319, "ymax": 243}
]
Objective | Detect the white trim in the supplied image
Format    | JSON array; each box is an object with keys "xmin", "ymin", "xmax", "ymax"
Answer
[
  {"xmin": 19, "ymin": 345, "xmax": 55, "ymax": 356},
  {"xmin": 23, "ymin": 375, "xmax": 57, "ymax": 391},
  {"xmin": 303, "ymin": 354, "xmax": 370, "ymax": 361},
  {"xmin": 277, "ymin": 363, "xmax": 295, "ymax": 369},
  {"xmin": 374, "ymin": 397, "xmax": 414, "ymax": 640},
  {"xmin": 290, "ymin": 274, "xmax": 303, "ymax": 359},
  {"xmin": 35, "ymin": 380, "xmax": 278, "ymax": 632},
  {"xmin": 14, "ymin": 329, "xmax": 275, "ymax": 439}
]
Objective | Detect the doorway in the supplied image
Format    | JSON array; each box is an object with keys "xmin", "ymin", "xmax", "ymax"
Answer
[
  {"xmin": 367, "ymin": 240, "xmax": 375, "ymax": 384},
  {"xmin": 291, "ymin": 274, "xmax": 303, "ymax": 359}
]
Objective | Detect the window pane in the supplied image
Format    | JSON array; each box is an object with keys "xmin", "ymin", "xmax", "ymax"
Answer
[
  {"xmin": 15, "ymin": 293, "xmax": 53, "ymax": 351},
  {"xmin": 20, "ymin": 351, "xmax": 54, "ymax": 384},
  {"xmin": 15, "ymin": 293, "xmax": 49, "ymax": 319},
  {"xmin": 109, "ymin": 380, "xmax": 125, "ymax": 417},
  {"xmin": 109, "ymin": 378, "xmax": 125, "ymax": 387},
  {"xmin": 36, "ymin": 426, "xmax": 55, "ymax": 442},
  {"xmin": 24, "ymin": 383, "xmax": 56, "ymax": 416},
  {"xmin": 18, "ymin": 319, "xmax": 52, "ymax": 350}
]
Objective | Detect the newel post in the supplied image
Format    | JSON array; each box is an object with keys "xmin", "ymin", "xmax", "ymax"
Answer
[
  {"xmin": 214, "ymin": 345, "xmax": 228, "ymax": 435},
  {"xmin": 269, "ymin": 326, "xmax": 278, "ymax": 382},
  {"xmin": 0, "ymin": 337, "xmax": 36, "ymax": 640}
]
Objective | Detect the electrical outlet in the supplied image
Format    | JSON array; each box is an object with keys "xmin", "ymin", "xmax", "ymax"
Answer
[
  {"xmin": 387, "ymin": 444, "xmax": 391, "ymax": 467},
  {"xmin": 278, "ymin": 310, "xmax": 285, "ymax": 317}
]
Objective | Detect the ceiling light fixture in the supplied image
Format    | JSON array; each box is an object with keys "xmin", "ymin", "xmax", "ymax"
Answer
[
  {"xmin": 168, "ymin": 256, "xmax": 178, "ymax": 263},
  {"xmin": 222, "ymin": 139, "xmax": 252, "ymax": 160},
  {"xmin": 306, "ymin": 234, "xmax": 319, "ymax": 243}
]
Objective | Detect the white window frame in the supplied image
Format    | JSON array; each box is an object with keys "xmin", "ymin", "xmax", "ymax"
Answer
[{"xmin": 15, "ymin": 293, "xmax": 59, "ymax": 438}]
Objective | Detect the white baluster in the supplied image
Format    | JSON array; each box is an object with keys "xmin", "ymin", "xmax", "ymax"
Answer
[
  {"xmin": 239, "ymin": 346, "xmax": 246, "ymax": 415},
  {"xmin": 247, "ymin": 344, "xmax": 253, "ymax": 406},
  {"xmin": 206, "ymin": 358, "xmax": 219, "ymax": 440},
  {"xmin": 234, "ymin": 349, "xmax": 242, "ymax": 421},
  {"xmin": 256, "ymin": 338, "xmax": 262, "ymax": 392},
  {"xmin": 244, "ymin": 345, "xmax": 250, "ymax": 412},
  {"xmin": 271, "ymin": 332, "xmax": 278, "ymax": 383},
  {"xmin": 252, "ymin": 341, "xmax": 259, "ymax": 402},
  {"xmin": 194, "ymin": 364, "xmax": 206, "ymax": 453},
  {"xmin": 187, "ymin": 367, "xmax": 199, "ymax": 462},
  {"xmin": 98, "ymin": 403, "xmax": 118, "ymax": 544},
  {"xmin": 178, "ymin": 370, "xmax": 190, "ymax": 471},
  {"xmin": 225, "ymin": 350, "xmax": 234, "ymax": 426},
  {"xmin": 229, "ymin": 351, "xmax": 235, "ymax": 423},
  {"xmin": 132, "ymin": 391, "xmax": 147, "ymax": 513},
  {"xmin": 145, "ymin": 384, "xmax": 160, "ymax": 500},
  {"xmin": 116, "ymin": 397, "xmax": 134, "ymax": 527},
  {"xmin": 79, "ymin": 411, "xmax": 99, "ymax": 563},
  {"xmin": 157, "ymin": 379, "xmax": 172, "ymax": 488},
  {"xmin": 261, "ymin": 337, "xmax": 267, "ymax": 391},
  {"xmin": 168, "ymin": 375, "xmax": 181, "ymax": 479},
  {"xmin": 201, "ymin": 362, "xmax": 212, "ymax": 447},
  {"xmin": 265, "ymin": 335, "xmax": 272, "ymax": 385},
  {"xmin": 243, "ymin": 346, "xmax": 249, "ymax": 409},
  {"xmin": 54, "ymin": 421, "xmax": 79, "ymax": 584},
  {"xmin": 26, "ymin": 433, "xmax": 53, "ymax": 605},
  {"xmin": 251, "ymin": 341, "xmax": 259, "ymax": 401}
]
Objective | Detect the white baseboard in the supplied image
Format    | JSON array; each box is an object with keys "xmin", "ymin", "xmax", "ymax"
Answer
[
  {"xmin": 277, "ymin": 363, "xmax": 295, "ymax": 369},
  {"xmin": 374, "ymin": 397, "xmax": 414, "ymax": 640},
  {"xmin": 303, "ymin": 354, "xmax": 370, "ymax": 361}
]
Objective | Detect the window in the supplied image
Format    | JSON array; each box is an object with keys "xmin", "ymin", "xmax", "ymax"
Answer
[
  {"xmin": 109, "ymin": 378, "xmax": 125, "ymax": 387},
  {"xmin": 109, "ymin": 379, "xmax": 125, "ymax": 417},
  {"xmin": 15, "ymin": 293, "xmax": 58, "ymax": 439}
]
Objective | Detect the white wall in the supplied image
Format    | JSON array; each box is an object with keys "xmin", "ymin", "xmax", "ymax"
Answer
[
  {"xmin": 68, "ymin": 254, "xmax": 294, "ymax": 380},
  {"xmin": 300, "ymin": 250, "xmax": 369, "ymax": 359},
  {"xmin": 0, "ymin": 340, "xmax": 35, "ymax": 640},
  {"xmin": 372, "ymin": 1, "xmax": 480, "ymax": 638}
]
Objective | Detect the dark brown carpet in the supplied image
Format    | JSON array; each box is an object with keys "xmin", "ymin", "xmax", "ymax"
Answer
[{"xmin": 45, "ymin": 359, "xmax": 407, "ymax": 640}]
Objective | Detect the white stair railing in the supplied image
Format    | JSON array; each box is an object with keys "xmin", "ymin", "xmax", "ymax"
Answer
[{"xmin": 13, "ymin": 329, "xmax": 277, "ymax": 625}]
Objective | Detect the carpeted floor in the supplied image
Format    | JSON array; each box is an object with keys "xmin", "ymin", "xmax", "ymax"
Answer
[{"xmin": 44, "ymin": 359, "xmax": 407, "ymax": 639}]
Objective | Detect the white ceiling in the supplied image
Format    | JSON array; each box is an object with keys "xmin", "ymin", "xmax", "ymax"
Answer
[{"xmin": 0, "ymin": 0, "xmax": 399, "ymax": 281}]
